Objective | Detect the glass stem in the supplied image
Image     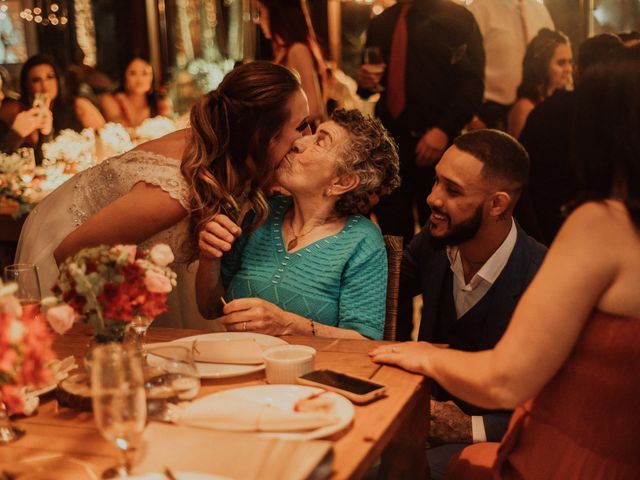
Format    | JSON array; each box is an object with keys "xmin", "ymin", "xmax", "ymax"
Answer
[{"xmin": 0, "ymin": 402, "xmax": 25, "ymax": 443}]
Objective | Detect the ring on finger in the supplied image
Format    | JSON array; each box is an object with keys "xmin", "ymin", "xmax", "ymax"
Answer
[{"xmin": 243, "ymin": 321, "xmax": 247, "ymax": 332}]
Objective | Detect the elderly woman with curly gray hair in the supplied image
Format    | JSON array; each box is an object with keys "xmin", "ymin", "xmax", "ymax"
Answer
[{"xmin": 196, "ymin": 109, "xmax": 400, "ymax": 339}]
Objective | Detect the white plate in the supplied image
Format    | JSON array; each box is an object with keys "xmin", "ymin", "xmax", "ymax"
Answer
[
  {"xmin": 128, "ymin": 473, "xmax": 229, "ymax": 480},
  {"xmin": 170, "ymin": 332, "xmax": 287, "ymax": 379},
  {"xmin": 210, "ymin": 384, "xmax": 354, "ymax": 440}
]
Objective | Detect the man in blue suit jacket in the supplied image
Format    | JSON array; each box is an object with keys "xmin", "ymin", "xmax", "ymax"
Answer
[{"xmin": 399, "ymin": 129, "xmax": 547, "ymax": 479}]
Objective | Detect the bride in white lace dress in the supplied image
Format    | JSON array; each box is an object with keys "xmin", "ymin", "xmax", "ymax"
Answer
[{"xmin": 16, "ymin": 62, "xmax": 311, "ymax": 329}]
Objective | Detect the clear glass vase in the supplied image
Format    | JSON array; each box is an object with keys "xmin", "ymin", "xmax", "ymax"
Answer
[{"xmin": 0, "ymin": 401, "xmax": 25, "ymax": 444}]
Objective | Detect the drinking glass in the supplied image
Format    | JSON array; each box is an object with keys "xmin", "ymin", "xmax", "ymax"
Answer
[
  {"xmin": 143, "ymin": 344, "xmax": 200, "ymax": 421},
  {"xmin": 4, "ymin": 263, "xmax": 42, "ymax": 319},
  {"xmin": 128, "ymin": 315, "xmax": 154, "ymax": 347},
  {"xmin": 91, "ymin": 343, "xmax": 147, "ymax": 479},
  {"xmin": 362, "ymin": 46, "xmax": 386, "ymax": 93}
]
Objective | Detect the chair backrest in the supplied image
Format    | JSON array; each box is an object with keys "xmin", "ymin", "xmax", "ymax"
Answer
[{"xmin": 383, "ymin": 235, "xmax": 403, "ymax": 341}]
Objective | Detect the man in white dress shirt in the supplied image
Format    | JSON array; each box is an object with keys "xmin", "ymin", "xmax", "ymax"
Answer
[
  {"xmin": 467, "ymin": 0, "xmax": 554, "ymax": 130},
  {"xmin": 399, "ymin": 129, "xmax": 547, "ymax": 478}
]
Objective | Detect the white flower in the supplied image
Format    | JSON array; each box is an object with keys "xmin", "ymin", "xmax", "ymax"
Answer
[
  {"xmin": 150, "ymin": 244, "xmax": 174, "ymax": 267},
  {"xmin": 144, "ymin": 270, "xmax": 173, "ymax": 293},
  {"xmin": 46, "ymin": 304, "xmax": 77, "ymax": 335},
  {"xmin": 7, "ymin": 319, "xmax": 25, "ymax": 343}
]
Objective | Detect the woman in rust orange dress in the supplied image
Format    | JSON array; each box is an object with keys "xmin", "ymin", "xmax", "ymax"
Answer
[{"xmin": 370, "ymin": 44, "xmax": 640, "ymax": 480}]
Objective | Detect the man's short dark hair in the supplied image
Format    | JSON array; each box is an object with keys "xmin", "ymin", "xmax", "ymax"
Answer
[
  {"xmin": 453, "ymin": 129, "xmax": 530, "ymax": 192},
  {"xmin": 577, "ymin": 33, "xmax": 624, "ymax": 72}
]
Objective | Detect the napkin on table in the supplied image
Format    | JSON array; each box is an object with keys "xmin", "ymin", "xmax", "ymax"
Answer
[
  {"xmin": 175, "ymin": 393, "xmax": 339, "ymax": 432},
  {"xmin": 147, "ymin": 339, "xmax": 265, "ymax": 365}
]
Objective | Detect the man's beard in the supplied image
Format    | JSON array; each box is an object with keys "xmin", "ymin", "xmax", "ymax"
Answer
[{"xmin": 427, "ymin": 203, "xmax": 484, "ymax": 249}]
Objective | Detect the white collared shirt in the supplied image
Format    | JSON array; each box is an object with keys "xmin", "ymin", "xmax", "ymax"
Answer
[
  {"xmin": 467, "ymin": 0, "xmax": 554, "ymax": 105},
  {"xmin": 446, "ymin": 219, "xmax": 517, "ymax": 319}
]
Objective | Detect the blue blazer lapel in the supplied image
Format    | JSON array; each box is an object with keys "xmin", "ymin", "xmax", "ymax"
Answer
[{"xmin": 480, "ymin": 223, "xmax": 538, "ymax": 346}]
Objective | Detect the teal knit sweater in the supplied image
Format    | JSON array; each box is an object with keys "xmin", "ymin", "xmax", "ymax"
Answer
[{"xmin": 221, "ymin": 196, "xmax": 387, "ymax": 339}]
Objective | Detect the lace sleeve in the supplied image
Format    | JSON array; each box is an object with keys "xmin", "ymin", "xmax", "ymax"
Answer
[{"xmin": 105, "ymin": 150, "xmax": 190, "ymax": 209}]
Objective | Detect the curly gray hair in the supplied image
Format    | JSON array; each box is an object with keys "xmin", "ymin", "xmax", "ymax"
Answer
[{"xmin": 330, "ymin": 109, "xmax": 400, "ymax": 216}]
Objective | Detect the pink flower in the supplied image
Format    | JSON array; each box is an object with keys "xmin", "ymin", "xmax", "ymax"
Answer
[
  {"xmin": 144, "ymin": 270, "xmax": 172, "ymax": 294},
  {"xmin": 113, "ymin": 244, "xmax": 137, "ymax": 263},
  {"xmin": 46, "ymin": 304, "xmax": 76, "ymax": 334},
  {"xmin": 150, "ymin": 244, "xmax": 174, "ymax": 267}
]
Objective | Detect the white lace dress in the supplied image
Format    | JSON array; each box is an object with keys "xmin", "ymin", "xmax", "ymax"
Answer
[{"xmin": 15, "ymin": 150, "xmax": 223, "ymax": 330}]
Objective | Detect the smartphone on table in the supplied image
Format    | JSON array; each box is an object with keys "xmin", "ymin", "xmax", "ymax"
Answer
[{"xmin": 297, "ymin": 369, "xmax": 387, "ymax": 404}]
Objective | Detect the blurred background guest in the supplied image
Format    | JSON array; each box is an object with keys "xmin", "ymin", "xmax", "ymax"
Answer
[
  {"xmin": 507, "ymin": 28, "xmax": 572, "ymax": 138},
  {"xmin": 0, "ymin": 54, "xmax": 105, "ymax": 160},
  {"xmin": 466, "ymin": 0, "xmax": 554, "ymax": 130},
  {"xmin": 0, "ymin": 66, "xmax": 48, "ymax": 154},
  {"xmin": 519, "ymin": 33, "xmax": 625, "ymax": 245},
  {"xmin": 256, "ymin": 0, "xmax": 327, "ymax": 128},
  {"xmin": 100, "ymin": 57, "xmax": 172, "ymax": 129}
]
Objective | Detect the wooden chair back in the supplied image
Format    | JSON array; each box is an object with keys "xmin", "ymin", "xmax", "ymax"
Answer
[{"xmin": 383, "ymin": 235, "xmax": 404, "ymax": 341}]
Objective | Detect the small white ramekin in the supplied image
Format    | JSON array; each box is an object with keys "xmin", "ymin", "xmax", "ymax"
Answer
[{"xmin": 262, "ymin": 345, "xmax": 316, "ymax": 384}]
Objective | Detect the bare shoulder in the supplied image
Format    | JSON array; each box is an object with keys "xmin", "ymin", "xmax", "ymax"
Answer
[
  {"xmin": 99, "ymin": 92, "xmax": 117, "ymax": 107},
  {"xmin": 556, "ymin": 200, "xmax": 639, "ymax": 266},
  {"xmin": 565, "ymin": 200, "xmax": 632, "ymax": 232},
  {"xmin": 511, "ymin": 98, "xmax": 535, "ymax": 116},
  {"xmin": 287, "ymin": 43, "xmax": 315, "ymax": 66},
  {"xmin": 133, "ymin": 128, "xmax": 190, "ymax": 162}
]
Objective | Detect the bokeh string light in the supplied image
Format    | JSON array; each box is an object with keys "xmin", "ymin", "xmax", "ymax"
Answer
[{"xmin": 20, "ymin": 1, "xmax": 68, "ymax": 27}]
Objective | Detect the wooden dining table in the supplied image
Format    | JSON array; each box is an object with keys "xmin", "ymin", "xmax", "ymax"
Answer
[{"xmin": 0, "ymin": 325, "xmax": 431, "ymax": 479}]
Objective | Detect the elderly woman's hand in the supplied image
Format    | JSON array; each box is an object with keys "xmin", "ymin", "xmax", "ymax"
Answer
[
  {"xmin": 198, "ymin": 214, "xmax": 241, "ymax": 259},
  {"xmin": 220, "ymin": 298, "xmax": 293, "ymax": 336},
  {"xmin": 369, "ymin": 341, "xmax": 441, "ymax": 376}
]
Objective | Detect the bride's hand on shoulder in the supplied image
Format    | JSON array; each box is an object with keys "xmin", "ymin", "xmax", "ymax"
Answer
[{"xmin": 198, "ymin": 214, "xmax": 242, "ymax": 259}]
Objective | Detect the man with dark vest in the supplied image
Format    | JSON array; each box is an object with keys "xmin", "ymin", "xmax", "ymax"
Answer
[{"xmin": 399, "ymin": 129, "xmax": 547, "ymax": 478}]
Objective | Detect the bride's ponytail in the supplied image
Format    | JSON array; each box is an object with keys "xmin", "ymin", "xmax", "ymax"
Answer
[{"xmin": 181, "ymin": 62, "xmax": 301, "ymax": 260}]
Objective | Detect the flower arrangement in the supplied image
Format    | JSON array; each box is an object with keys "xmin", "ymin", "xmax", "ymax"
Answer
[
  {"xmin": 135, "ymin": 116, "xmax": 177, "ymax": 141},
  {"xmin": 41, "ymin": 128, "xmax": 96, "ymax": 172},
  {"xmin": 0, "ymin": 281, "xmax": 55, "ymax": 414},
  {"xmin": 98, "ymin": 122, "xmax": 134, "ymax": 154},
  {"xmin": 0, "ymin": 174, "xmax": 37, "ymax": 219},
  {"xmin": 46, "ymin": 244, "xmax": 177, "ymax": 343},
  {"xmin": 0, "ymin": 150, "xmax": 31, "ymax": 175}
]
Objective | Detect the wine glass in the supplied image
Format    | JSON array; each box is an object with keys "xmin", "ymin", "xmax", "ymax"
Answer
[
  {"xmin": 143, "ymin": 344, "xmax": 200, "ymax": 421},
  {"xmin": 91, "ymin": 343, "xmax": 147, "ymax": 479},
  {"xmin": 4, "ymin": 263, "xmax": 42, "ymax": 319},
  {"xmin": 128, "ymin": 315, "xmax": 155, "ymax": 348},
  {"xmin": 362, "ymin": 46, "xmax": 386, "ymax": 93}
]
